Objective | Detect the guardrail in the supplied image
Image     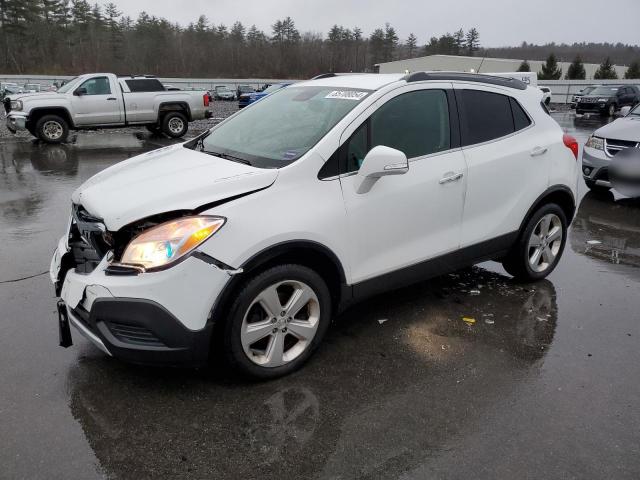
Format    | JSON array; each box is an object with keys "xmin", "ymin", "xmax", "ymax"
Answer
[{"xmin": 538, "ymin": 79, "xmax": 640, "ymax": 104}]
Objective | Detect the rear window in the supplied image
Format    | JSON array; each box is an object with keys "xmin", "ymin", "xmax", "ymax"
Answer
[
  {"xmin": 458, "ymin": 90, "xmax": 532, "ymax": 146},
  {"xmin": 125, "ymin": 79, "xmax": 165, "ymax": 92}
]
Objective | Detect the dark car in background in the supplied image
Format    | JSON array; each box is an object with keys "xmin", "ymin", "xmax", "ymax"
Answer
[
  {"xmin": 576, "ymin": 85, "xmax": 640, "ymax": 117},
  {"xmin": 570, "ymin": 85, "xmax": 598, "ymax": 109},
  {"xmin": 238, "ymin": 83, "xmax": 291, "ymax": 108},
  {"xmin": 236, "ymin": 84, "xmax": 255, "ymax": 99}
]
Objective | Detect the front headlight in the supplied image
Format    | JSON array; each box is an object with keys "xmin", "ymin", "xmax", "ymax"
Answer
[
  {"xmin": 585, "ymin": 135, "xmax": 604, "ymax": 151},
  {"xmin": 121, "ymin": 216, "xmax": 225, "ymax": 269},
  {"xmin": 10, "ymin": 100, "xmax": 22, "ymax": 111}
]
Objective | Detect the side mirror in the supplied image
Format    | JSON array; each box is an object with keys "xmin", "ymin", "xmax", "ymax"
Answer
[
  {"xmin": 74, "ymin": 88, "xmax": 87, "ymax": 96},
  {"xmin": 355, "ymin": 145, "xmax": 408, "ymax": 194},
  {"xmin": 620, "ymin": 106, "xmax": 632, "ymax": 117}
]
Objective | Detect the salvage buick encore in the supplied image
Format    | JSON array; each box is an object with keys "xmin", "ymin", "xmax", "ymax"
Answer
[{"xmin": 51, "ymin": 72, "xmax": 579, "ymax": 378}]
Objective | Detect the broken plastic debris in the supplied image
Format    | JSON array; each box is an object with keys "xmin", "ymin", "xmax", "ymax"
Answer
[
  {"xmin": 469, "ymin": 289, "xmax": 481, "ymax": 296},
  {"xmin": 536, "ymin": 317, "xmax": 547, "ymax": 322},
  {"xmin": 462, "ymin": 317, "xmax": 476, "ymax": 325},
  {"xmin": 378, "ymin": 319, "xmax": 388, "ymax": 325},
  {"xmin": 484, "ymin": 319, "xmax": 495, "ymax": 325},
  {"xmin": 586, "ymin": 240, "xmax": 602, "ymax": 245}
]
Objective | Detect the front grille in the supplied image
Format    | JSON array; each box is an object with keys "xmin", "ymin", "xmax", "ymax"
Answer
[
  {"xmin": 107, "ymin": 321, "xmax": 166, "ymax": 347},
  {"xmin": 605, "ymin": 138, "xmax": 639, "ymax": 157},
  {"xmin": 580, "ymin": 97, "xmax": 598, "ymax": 104},
  {"xmin": 68, "ymin": 204, "xmax": 110, "ymax": 274}
]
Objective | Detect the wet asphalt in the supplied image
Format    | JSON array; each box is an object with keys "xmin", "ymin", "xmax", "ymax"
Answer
[{"xmin": 0, "ymin": 111, "xmax": 639, "ymax": 479}]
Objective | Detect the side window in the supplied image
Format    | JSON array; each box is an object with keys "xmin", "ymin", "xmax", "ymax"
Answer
[
  {"xmin": 510, "ymin": 97, "xmax": 532, "ymax": 131},
  {"xmin": 341, "ymin": 89, "xmax": 450, "ymax": 174},
  {"xmin": 79, "ymin": 77, "xmax": 111, "ymax": 95},
  {"xmin": 371, "ymin": 90, "xmax": 450, "ymax": 159},
  {"xmin": 125, "ymin": 79, "xmax": 165, "ymax": 92},
  {"xmin": 459, "ymin": 90, "xmax": 514, "ymax": 145}
]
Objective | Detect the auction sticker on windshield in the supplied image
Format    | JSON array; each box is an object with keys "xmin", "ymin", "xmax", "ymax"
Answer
[{"xmin": 325, "ymin": 90, "xmax": 368, "ymax": 100}]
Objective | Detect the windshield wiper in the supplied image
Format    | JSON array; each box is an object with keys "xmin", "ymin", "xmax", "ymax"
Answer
[{"xmin": 203, "ymin": 149, "xmax": 252, "ymax": 166}]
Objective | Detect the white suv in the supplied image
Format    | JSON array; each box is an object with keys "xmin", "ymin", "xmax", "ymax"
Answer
[{"xmin": 50, "ymin": 72, "xmax": 579, "ymax": 378}]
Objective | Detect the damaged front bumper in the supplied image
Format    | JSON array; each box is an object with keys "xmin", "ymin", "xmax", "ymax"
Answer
[{"xmin": 6, "ymin": 112, "xmax": 27, "ymax": 133}]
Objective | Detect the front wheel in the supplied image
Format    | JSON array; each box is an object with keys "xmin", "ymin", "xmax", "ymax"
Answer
[
  {"xmin": 161, "ymin": 111, "xmax": 188, "ymax": 138},
  {"xmin": 35, "ymin": 114, "xmax": 69, "ymax": 143},
  {"xmin": 502, "ymin": 203, "xmax": 567, "ymax": 282},
  {"xmin": 602, "ymin": 104, "xmax": 616, "ymax": 117},
  {"xmin": 223, "ymin": 264, "xmax": 331, "ymax": 379}
]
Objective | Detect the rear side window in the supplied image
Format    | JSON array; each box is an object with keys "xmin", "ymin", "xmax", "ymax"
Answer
[
  {"xmin": 125, "ymin": 79, "xmax": 165, "ymax": 92},
  {"xmin": 458, "ymin": 90, "xmax": 532, "ymax": 146},
  {"xmin": 510, "ymin": 97, "xmax": 532, "ymax": 131},
  {"xmin": 458, "ymin": 90, "xmax": 513, "ymax": 145}
]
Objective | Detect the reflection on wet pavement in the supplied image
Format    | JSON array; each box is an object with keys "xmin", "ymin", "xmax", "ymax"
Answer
[{"xmin": 1, "ymin": 115, "xmax": 640, "ymax": 479}]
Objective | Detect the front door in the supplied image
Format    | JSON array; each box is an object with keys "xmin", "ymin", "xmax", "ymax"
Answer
[
  {"xmin": 71, "ymin": 76, "xmax": 122, "ymax": 126},
  {"xmin": 338, "ymin": 85, "xmax": 467, "ymax": 285}
]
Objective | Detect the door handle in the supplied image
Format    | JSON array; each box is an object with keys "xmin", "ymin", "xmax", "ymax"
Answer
[
  {"xmin": 439, "ymin": 172, "xmax": 464, "ymax": 184},
  {"xmin": 530, "ymin": 146, "xmax": 548, "ymax": 157},
  {"xmin": 106, "ymin": 97, "xmax": 117, "ymax": 101}
]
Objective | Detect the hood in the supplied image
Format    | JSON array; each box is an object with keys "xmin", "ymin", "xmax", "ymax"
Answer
[
  {"xmin": 71, "ymin": 144, "xmax": 279, "ymax": 231},
  {"xmin": 9, "ymin": 92, "xmax": 61, "ymax": 102},
  {"xmin": 595, "ymin": 117, "xmax": 640, "ymax": 142},
  {"xmin": 582, "ymin": 94, "xmax": 614, "ymax": 100}
]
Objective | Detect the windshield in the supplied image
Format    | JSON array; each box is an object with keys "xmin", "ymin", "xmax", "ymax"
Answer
[
  {"xmin": 629, "ymin": 104, "xmax": 640, "ymax": 116},
  {"xmin": 590, "ymin": 86, "xmax": 618, "ymax": 96},
  {"xmin": 198, "ymin": 86, "xmax": 371, "ymax": 168},
  {"xmin": 57, "ymin": 77, "xmax": 80, "ymax": 94},
  {"xmin": 216, "ymin": 86, "xmax": 230, "ymax": 92},
  {"xmin": 581, "ymin": 86, "xmax": 596, "ymax": 94}
]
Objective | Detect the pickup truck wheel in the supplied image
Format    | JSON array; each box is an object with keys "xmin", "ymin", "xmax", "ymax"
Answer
[
  {"xmin": 161, "ymin": 112, "xmax": 188, "ymax": 138},
  {"xmin": 36, "ymin": 115, "xmax": 68, "ymax": 144}
]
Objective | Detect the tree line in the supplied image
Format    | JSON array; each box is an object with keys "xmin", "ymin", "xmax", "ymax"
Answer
[
  {"xmin": 0, "ymin": 0, "xmax": 638, "ymax": 79},
  {"xmin": 517, "ymin": 54, "xmax": 640, "ymax": 79}
]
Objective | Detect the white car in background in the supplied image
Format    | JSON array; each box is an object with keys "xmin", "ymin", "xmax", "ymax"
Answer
[{"xmin": 50, "ymin": 72, "xmax": 579, "ymax": 379}]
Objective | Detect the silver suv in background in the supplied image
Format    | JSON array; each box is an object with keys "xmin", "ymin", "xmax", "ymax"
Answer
[{"xmin": 582, "ymin": 103, "xmax": 640, "ymax": 191}]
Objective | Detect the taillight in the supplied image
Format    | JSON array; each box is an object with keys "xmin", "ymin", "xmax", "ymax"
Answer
[
  {"xmin": 563, "ymin": 134, "xmax": 579, "ymax": 160},
  {"xmin": 203, "ymin": 93, "xmax": 210, "ymax": 107}
]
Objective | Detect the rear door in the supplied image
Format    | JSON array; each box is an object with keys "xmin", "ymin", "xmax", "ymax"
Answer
[
  {"xmin": 70, "ymin": 76, "xmax": 122, "ymax": 125},
  {"xmin": 338, "ymin": 84, "xmax": 468, "ymax": 284},
  {"xmin": 454, "ymin": 85, "xmax": 550, "ymax": 248}
]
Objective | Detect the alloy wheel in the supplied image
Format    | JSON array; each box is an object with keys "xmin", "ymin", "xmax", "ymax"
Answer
[
  {"xmin": 168, "ymin": 117, "xmax": 184, "ymax": 134},
  {"xmin": 43, "ymin": 121, "xmax": 63, "ymax": 140},
  {"xmin": 527, "ymin": 213, "xmax": 563, "ymax": 273},
  {"xmin": 240, "ymin": 280, "xmax": 320, "ymax": 367}
]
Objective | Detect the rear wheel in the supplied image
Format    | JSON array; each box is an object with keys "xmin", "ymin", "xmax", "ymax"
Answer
[
  {"xmin": 602, "ymin": 103, "xmax": 616, "ymax": 117},
  {"xmin": 35, "ymin": 114, "xmax": 69, "ymax": 144},
  {"xmin": 161, "ymin": 111, "xmax": 188, "ymax": 138},
  {"xmin": 502, "ymin": 203, "xmax": 567, "ymax": 282},
  {"xmin": 223, "ymin": 264, "xmax": 331, "ymax": 379}
]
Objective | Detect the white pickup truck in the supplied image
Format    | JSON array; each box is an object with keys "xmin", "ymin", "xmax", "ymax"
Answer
[{"xmin": 4, "ymin": 73, "xmax": 212, "ymax": 143}]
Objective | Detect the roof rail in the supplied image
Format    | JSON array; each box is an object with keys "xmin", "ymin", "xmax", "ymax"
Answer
[{"xmin": 404, "ymin": 72, "xmax": 527, "ymax": 90}]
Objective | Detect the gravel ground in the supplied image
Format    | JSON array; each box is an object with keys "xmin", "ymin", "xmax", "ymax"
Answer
[{"xmin": 0, "ymin": 100, "xmax": 239, "ymax": 141}]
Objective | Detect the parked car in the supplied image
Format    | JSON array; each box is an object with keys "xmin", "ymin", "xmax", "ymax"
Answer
[
  {"xmin": 236, "ymin": 84, "xmax": 255, "ymax": 99},
  {"xmin": 576, "ymin": 85, "xmax": 640, "ymax": 117},
  {"xmin": 1, "ymin": 82, "xmax": 23, "ymax": 99},
  {"xmin": 50, "ymin": 72, "xmax": 578, "ymax": 378},
  {"xmin": 238, "ymin": 83, "xmax": 291, "ymax": 108},
  {"xmin": 582, "ymin": 102, "xmax": 640, "ymax": 191},
  {"xmin": 213, "ymin": 85, "xmax": 236, "ymax": 101},
  {"xmin": 23, "ymin": 83, "xmax": 42, "ymax": 93},
  {"xmin": 4, "ymin": 73, "xmax": 212, "ymax": 143},
  {"xmin": 539, "ymin": 86, "xmax": 552, "ymax": 105},
  {"xmin": 570, "ymin": 85, "xmax": 597, "ymax": 109}
]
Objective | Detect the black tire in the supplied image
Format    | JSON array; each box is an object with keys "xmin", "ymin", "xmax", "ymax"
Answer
[
  {"xmin": 35, "ymin": 114, "xmax": 69, "ymax": 144},
  {"xmin": 222, "ymin": 264, "xmax": 332, "ymax": 379},
  {"xmin": 601, "ymin": 103, "xmax": 616, "ymax": 117},
  {"xmin": 161, "ymin": 111, "xmax": 188, "ymax": 138},
  {"xmin": 502, "ymin": 203, "xmax": 568, "ymax": 282},
  {"xmin": 585, "ymin": 178, "xmax": 610, "ymax": 193}
]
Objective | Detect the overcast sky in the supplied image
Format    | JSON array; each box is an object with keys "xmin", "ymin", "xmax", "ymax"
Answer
[{"xmin": 98, "ymin": 0, "xmax": 640, "ymax": 47}]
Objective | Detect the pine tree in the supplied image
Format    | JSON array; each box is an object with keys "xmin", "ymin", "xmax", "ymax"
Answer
[
  {"xmin": 625, "ymin": 60, "xmax": 640, "ymax": 79},
  {"xmin": 517, "ymin": 60, "xmax": 530, "ymax": 72},
  {"xmin": 539, "ymin": 53, "xmax": 562, "ymax": 80},
  {"xmin": 383, "ymin": 23, "xmax": 398, "ymax": 62},
  {"xmin": 369, "ymin": 28, "xmax": 385, "ymax": 65},
  {"xmin": 565, "ymin": 56, "xmax": 586, "ymax": 79},
  {"xmin": 594, "ymin": 57, "xmax": 618, "ymax": 79},
  {"xmin": 465, "ymin": 28, "xmax": 480, "ymax": 56},
  {"xmin": 453, "ymin": 28, "xmax": 465, "ymax": 55},
  {"xmin": 406, "ymin": 33, "xmax": 417, "ymax": 58}
]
